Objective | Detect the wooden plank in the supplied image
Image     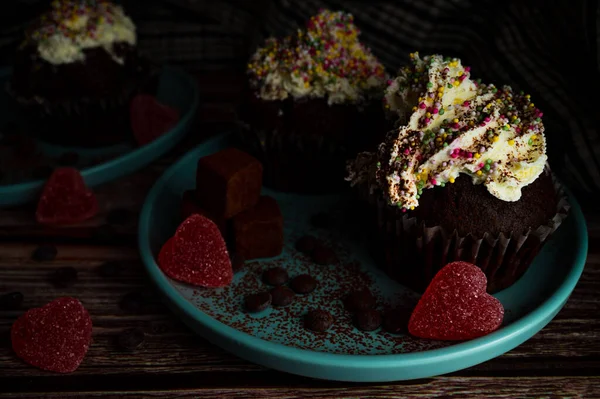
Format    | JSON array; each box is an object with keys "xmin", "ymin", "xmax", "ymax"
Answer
[{"xmin": 2, "ymin": 376, "xmax": 598, "ymax": 398}]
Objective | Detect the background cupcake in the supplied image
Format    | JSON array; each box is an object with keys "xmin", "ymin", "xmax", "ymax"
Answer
[
  {"xmin": 347, "ymin": 53, "xmax": 569, "ymax": 293},
  {"xmin": 238, "ymin": 9, "xmax": 387, "ymax": 193},
  {"xmin": 8, "ymin": 0, "xmax": 153, "ymax": 147}
]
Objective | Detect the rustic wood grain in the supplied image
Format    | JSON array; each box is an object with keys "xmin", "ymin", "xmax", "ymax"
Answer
[{"xmin": 0, "ymin": 72, "xmax": 598, "ymax": 398}]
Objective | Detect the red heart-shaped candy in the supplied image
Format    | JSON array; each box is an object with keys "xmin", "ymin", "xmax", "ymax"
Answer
[
  {"xmin": 158, "ymin": 214, "xmax": 233, "ymax": 288},
  {"xmin": 408, "ymin": 261, "xmax": 504, "ymax": 341},
  {"xmin": 11, "ymin": 297, "xmax": 92, "ymax": 373},
  {"xmin": 36, "ymin": 168, "xmax": 98, "ymax": 225},
  {"xmin": 130, "ymin": 94, "xmax": 180, "ymax": 146}
]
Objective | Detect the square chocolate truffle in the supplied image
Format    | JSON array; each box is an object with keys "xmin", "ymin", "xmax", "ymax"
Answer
[
  {"xmin": 196, "ymin": 148, "xmax": 263, "ymax": 219},
  {"xmin": 181, "ymin": 190, "xmax": 227, "ymax": 235},
  {"xmin": 232, "ymin": 196, "xmax": 283, "ymax": 260}
]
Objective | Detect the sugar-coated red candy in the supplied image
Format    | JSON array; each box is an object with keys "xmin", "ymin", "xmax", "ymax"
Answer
[
  {"xmin": 36, "ymin": 168, "xmax": 98, "ymax": 226},
  {"xmin": 158, "ymin": 214, "xmax": 233, "ymax": 288},
  {"xmin": 11, "ymin": 297, "xmax": 92, "ymax": 373},
  {"xmin": 130, "ymin": 94, "xmax": 180, "ymax": 146},
  {"xmin": 408, "ymin": 261, "xmax": 504, "ymax": 341}
]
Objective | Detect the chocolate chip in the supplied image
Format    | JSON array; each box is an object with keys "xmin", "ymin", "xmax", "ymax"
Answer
[
  {"xmin": 262, "ymin": 267, "xmax": 289, "ymax": 286},
  {"xmin": 344, "ymin": 289, "xmax": 376, "ymax": 313},
  {"xmin": 310, "ymin": 212, "xmax": 331, "ymax": 228},
  {"xmin": 32, "ymin": 245, "xmax": 57, "ymax": 262},
  {"xmin": 97, "ymin": 261, "xmax": 123, "ymax": 278},
  {"xmin": 120, "ymin": 292, "xmax": 145, "ymax": 312},
  {"xmin": 106, "ymin": 208, "xmax": 133, "ymax": 226},
  {"xmin": 383, "ymin": 308, "xmax": 413, "ymax": 334},
  {"xmin": 231, "ymin": 253, "xmax": 246, "ymax": 273},
  {"xmin": 0, "ymin": 292, "xmax": 24, "ymax": 310},
  {"xmin": 355, "ymin": 309, "xmax": 382, "ymax": 331},
  {"xmin": 57, "ymin": 152, "xmax": 79, "ymax": 166},
  {"xmin": 51, "ymin": 267, "xmax": 78, "ymax": 288},
  {"xmin": 93, "ymin": 224, "xmax": 116, "ymax": 243},
  {"xmin": 295, "ymin": 235, "xmax": 317, "ymax": 254},
  {"xmin": 149, "ymin": 322, "xmax": 169, "ymax": 335},
  {"xmin": 118, "ymin": 328, "xmax": 145, "ymax": 351},
  {"xmin": 304, "ymin": 309, "xmax": 333, "ymax": 332},
  {"xmin": 244, "ymin": 291, "xmax": 272, "ymax": 313},
  {"xmin": 31, "ymin": 165, "xmax": 53, "ymax": 180},
  {"xmin": 311, "ymin": 244, "xmax": 338, "ymax": 265},
  {"xmin": 290, "ymin": 274, "xmax": 317, "ymax": 294},
  {"xmin": 270, "ymin": 286, "xmax": 295, "ymax": 307}
]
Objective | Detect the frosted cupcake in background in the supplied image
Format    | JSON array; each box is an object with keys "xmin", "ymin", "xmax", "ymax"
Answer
[
  {"xmin": 238, "ymin": 9, "xmax": 388, "ymax": 193},
  {"xmin": 8, "ymin": 0, "xmax": 154, "ymax": 147},
  {"xmin": 348, "ymin": 52, "xmax": 569, "ymax": 293}
]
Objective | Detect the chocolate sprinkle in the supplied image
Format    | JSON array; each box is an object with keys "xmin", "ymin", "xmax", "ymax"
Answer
[
  {"xmin": 244, "ymin": 291, "xmax": 272, "ymax": 313},
  {"xmin": 262, "ymin": 267, "xmax": 289, "ymax": 286},
  {"xmin": 355, "ymin": 309, "xmax": 382, "ymax": 331},
  {"xmin": 32, "ymin": 245, "xmax": 57, "ymax": 262},
  {"xmin": 290, "ymin": 274, "xmax": 317, "ymax": 294},
  {"xmin": 304, "ymin": 309, "xmax": 333, "ymax": 332},
  {"xmin": 97, "ymin": 261, "xmax": 122, "ymax": 278},
  {"xmin": 270, "ymin": 286, "xmax": 295, "ymax": 307},
  {"xmin": 118, "ymin": 328, "xmax": 145, "ymax": 351}
]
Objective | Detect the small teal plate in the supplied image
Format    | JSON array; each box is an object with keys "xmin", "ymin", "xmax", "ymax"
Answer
[
  {"xmin": 139, "ymin": 133, "xmax": 588, "ymax": 382},
  {"xmin": 0, "ymin": 66, "xmax": 198, "ymax": 206}
]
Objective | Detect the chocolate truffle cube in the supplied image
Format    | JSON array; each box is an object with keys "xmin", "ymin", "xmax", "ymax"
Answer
[
  {"xmin": 196, "ymin": 148, "xmax": 263, "ymax": 219},
  {"xmin": 232, "ymin": 196, "xmax": 283, "ymax": 260},
  {"xmin": 180, "ymin": 190, "xmax": 227, "ymax": 235}
]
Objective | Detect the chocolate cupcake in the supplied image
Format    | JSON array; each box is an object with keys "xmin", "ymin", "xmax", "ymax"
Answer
[
  {"xmin": 347, "ymin": 52, "xmax": 569, "ymax": 293},
  {"xmin": 8, "ymin": 0, "xmax": 152, "ymax": 147},
  {"xmin": 238, "ymin": 9, "xmax": 387, "ymax": 193}
]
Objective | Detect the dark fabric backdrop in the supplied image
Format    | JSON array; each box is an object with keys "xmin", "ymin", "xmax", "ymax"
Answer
[{"xmin": 0, "ymin": 0, "xmax": 598, "ymax": 202}]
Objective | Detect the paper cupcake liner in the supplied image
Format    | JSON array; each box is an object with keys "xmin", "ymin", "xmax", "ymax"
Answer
[{"xmin": 370, "ymin": 168, "xmax": 570, "ymax": 293}]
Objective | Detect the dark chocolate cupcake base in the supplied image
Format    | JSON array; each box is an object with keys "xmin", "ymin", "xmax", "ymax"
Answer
[
  {"xmin": 237, "ymin": 90, "xmax": 385, "ymax": 194},
  {"xmin": 369, "ymin": 168, "xmax": 569, "ymax": 293}
]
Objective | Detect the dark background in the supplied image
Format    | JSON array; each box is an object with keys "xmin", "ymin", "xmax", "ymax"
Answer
[{"xmin": 0, "ymin": 0, "xmax": 598, "ymax": 201}]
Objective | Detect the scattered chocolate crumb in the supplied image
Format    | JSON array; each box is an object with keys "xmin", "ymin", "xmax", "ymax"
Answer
[
  {"xmin": 304, "ymin": 309, "xmax": 333, "ymax": 332},
  {"xmin": 0, "ymin": 292, "xmax": 24, "ymax": 310},
  {"xmin": 31, "ymin": 165, "xmax": 53, "ymax": 180},
  {"xmin": 244, "ymin": 291, "xmax": 272, "ymax": 313},
  {"xmin": 355, "ymin": 309, "xmax": 382, "ymax": 331},
  {"xmin": 310, "ymin": 212, "xmax": 331, "ymax": 228},
  {"xmin": 57, "ymin": 152, "xmax": 79, "ymax": 166},
  {"xmin": 231, "ymin": 253, "xmax": 246, "ymax": 273},
  {"xmin": 32, "ymin": 245, "xmax": 57, "ymax": 262},
  {"xmin": 106, "ymin": 208, "xmax": 133, "ymax": 226},
  {"xmin": 290, "ymin": 274, "xmax": 317, "ymax": 294},
  {"xmin": 344, "ymin": 289, "xmax": 376, "ymax": 313},
  {"xmin": 97, "ymin": 261, "xmax": 123, "ymax": 278},
  {"xmin": 50, "ymin": 267, "xmax": 78, "ymax": 288},
  {"xmin": 295, "ymin": 235, "xmax": 317, "ymax": 254},
  {"xmin": 312, "ymin": 244, "xmax": 338, "ymax": 265},
  {"xmin": 262, "ymin": 267, "xmax": 289, "ymax": 286},
  {"xmin": 118, "ymin": 328, "xmax": 145, "ymax": 351},
  {"xmin": 120, "ymin": 292, "xmax": 145, "ymax": 312},
  {"xmin": 383, "ymin": 308, "xmax": 413, "ymax": 334},
  {"xmin": 270, "ymin": 286, "xmax": 295, "ymax": 307}
]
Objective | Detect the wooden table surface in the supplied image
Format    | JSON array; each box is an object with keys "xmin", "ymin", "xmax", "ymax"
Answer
[{"xmin": 0, "ymin": 73, "xmax": 599, "ymax": 399}]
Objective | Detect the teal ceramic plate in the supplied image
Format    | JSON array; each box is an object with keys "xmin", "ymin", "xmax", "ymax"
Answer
[
  {"xmin": 139, "ymin": 133, "xmax": 588, "ymax": 382},
  {"xmin": 0, "ymin": 66, "xmax": 198, "ymax": 206}
]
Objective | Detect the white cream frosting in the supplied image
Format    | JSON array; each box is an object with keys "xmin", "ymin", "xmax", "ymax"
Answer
[
  {"xmin": 247, "ymin": 10, "xmax": 387, "ymax": 105},
  {"xmin": 348, "ymin": 53, "xmax": 547, "ymax": 209},
  {"xmin": 27, "ymin": 1, "xmax": 136, "ymax": 65}
]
